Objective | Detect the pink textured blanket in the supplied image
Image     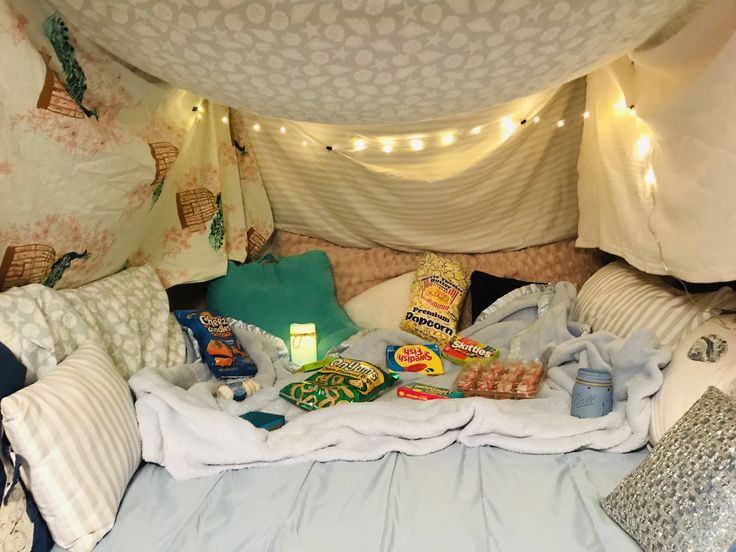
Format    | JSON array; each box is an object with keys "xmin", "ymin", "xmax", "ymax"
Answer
[{"xmin": 272, "ymin": 231, "xmax": 602, "ymax": 318}]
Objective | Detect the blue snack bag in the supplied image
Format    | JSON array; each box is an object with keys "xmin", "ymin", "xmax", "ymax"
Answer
[{"xmin": 174, "ymin": 309, "xmax": 257, "ymax": 378}]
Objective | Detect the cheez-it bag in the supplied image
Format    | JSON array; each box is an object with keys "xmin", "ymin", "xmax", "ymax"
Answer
[{"xmin": 400, "ymin": 253, "xmax": 470, "ymax": 344}]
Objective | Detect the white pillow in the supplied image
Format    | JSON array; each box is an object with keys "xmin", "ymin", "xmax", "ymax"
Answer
[
  {"xmin": 1, "ymin": 342, "xmax": 141, "ymax": 552},
  {"xmin": 573, "ymin": 261, "xmax": 736, "ymax": 349},
  {"xmin": 344, "ymin": 271, "xmax": 415, "ymax": 331},
  {"xmin": 649, "ymin": 315, "xmax": 736, "ymax": 446}
]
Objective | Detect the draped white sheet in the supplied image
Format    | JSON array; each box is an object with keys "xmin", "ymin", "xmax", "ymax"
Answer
[
  {"xmin": 246, "ymin": 78, "xmax": 585, "ymax": 252},
  {"xmin": 577, "ymin": 0, "xmax": 736, "ymax": 282},
  {"xmin": 44, "ymin": 0, "xmax": 686, "ymax": 123}
]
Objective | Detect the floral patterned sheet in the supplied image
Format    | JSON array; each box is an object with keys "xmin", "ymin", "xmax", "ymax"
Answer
[{"xmin": 0, "ymin": 0, "xmax": 274, "ymax": 294}]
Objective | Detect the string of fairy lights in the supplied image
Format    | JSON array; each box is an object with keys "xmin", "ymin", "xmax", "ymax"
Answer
[{"xmin": 192, "ymin": 96, "xmax": 655, "ymax": 189}]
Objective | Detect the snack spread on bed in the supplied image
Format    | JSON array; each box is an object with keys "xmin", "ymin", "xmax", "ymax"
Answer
[
  {"xmin": 386, "ymin": 344, "xmax": 443, "ymax": 375},
  {"xmin": 280, "ymin": 358, "xmax": 398, "ymax": 411}
]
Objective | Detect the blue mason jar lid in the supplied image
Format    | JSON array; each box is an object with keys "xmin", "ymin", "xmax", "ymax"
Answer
[{"xmin": 575, "ymin": 368, "xmax": 612, "ymax": 385}]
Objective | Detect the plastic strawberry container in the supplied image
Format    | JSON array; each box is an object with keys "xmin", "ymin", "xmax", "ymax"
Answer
[{"xmin": 453, "ymin": 358, "xmax": 545, "ymax": 399}]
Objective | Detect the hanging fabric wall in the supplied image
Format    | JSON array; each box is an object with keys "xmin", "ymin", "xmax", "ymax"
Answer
[
  {"xmin": 0, "ymin": 0, "xmax": 274, "ymax": 291},
  {"xmin": 239, "ymin": 78, "xmax": 586, "ymax": 252},
  {"xmin": 577, "ymin": 0, "xmax": 736, "ymax": 282}
]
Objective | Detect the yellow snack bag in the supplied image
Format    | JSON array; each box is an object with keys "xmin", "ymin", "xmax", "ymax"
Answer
[{"xmin": 400, "ymin": 253, "xmax": 470, "ymax": 344}]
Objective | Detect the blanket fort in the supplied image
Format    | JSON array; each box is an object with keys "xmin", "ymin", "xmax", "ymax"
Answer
[{"xmin": 130, "ymin": 283, "xmax": 669, "ymax": 480}]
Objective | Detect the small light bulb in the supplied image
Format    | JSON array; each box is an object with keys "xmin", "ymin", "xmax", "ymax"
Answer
[
  {"xmin": 441, "ymin": 133, "xmax": 454, "ymax": 146},
  {"xmin": 353, "ymin": 139, "xmax": 367, "ymax": 152},
  {"xmin": 614, "ymin": 99, "xmax": 627, "ymax": 112},
  {"xmin": 252, "ymin": 123, "xmax": 261, "ymax": 132},
  {"xmin": 410, "ymin": 138, "xmax": 424, "ymax": 151},
  {"xmin": 636, "ymin": 135, "xmax": 652, "ymax": 159},
  {"xmin": 582, "ymin": 111, "xmax": 590, "ymax": 119},
  {"xmin": 644, "ymin": 165, "xmax": 656, "ymax": 188},
  {"xmin": 500, "ymin": 116, "xmax": 516, "ymax": 140},
  {"xmin": 279, "ymin": 126, "xmax": 286, "ymax": 134},
  {"xmin": 533, "ymin": 116, "xmax": 540, "ymax": 124},
  {"xmin": 221, "ymin": 115, "xmax": 229, "ymax": 124},
  {"xmin": 382, "ymin": 144, "xmax": 393, "ymax": 153},
  {"xmin": 628, "ymin": 107, "xmax": 637, "ymax": 118},
  {"xmin": 302, "ymin": 140, "xmax": 308, "ymax": 146},
  {"xmin": 556, "ymin": 119, "xmax": 565, "ymax": 128},
  {"xmin": 197, "ymin": 103, "xmax": 204, "ymax": 113},
  {"xmin": 470, "ymin": 126, "xmax": 482, "ymax": 135}
]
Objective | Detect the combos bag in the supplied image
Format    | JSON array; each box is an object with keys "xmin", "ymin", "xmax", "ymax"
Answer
[
  {"xmin": 400, "ymin": 253, "xmax": 470, "ymax": 344},
  {"xmin": 280, "ymin": 358, "xmax": 398, "ymax": 411},
  {"xmin": 174, "ymin": 309, "xmax": 257, "ymax": 378}
]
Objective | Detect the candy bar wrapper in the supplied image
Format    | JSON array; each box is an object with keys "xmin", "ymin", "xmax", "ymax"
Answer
[
  {"xmin": 397, "ymin": 382, "xmax": 464, "ymax": 401},
  {"xmin": 441, "ymin": 337, "xmax": 499, "ymax": 366},
  {"xmin": 386, "ymin": 344, "xmax": 443, "ymax": 375}
]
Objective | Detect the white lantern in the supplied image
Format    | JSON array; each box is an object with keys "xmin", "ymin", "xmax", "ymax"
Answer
[{"xmin": 290, "ymin": 323, "xmax": 317, "ymax": 365}]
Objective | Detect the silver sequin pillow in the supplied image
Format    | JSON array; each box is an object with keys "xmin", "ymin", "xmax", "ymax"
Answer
[{"xmin": 601, "ymin": 386, "xmax": 736, "ymax": 552}]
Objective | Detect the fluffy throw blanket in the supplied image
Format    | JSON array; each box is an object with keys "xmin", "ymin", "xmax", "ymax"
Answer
[{"xmin": 130, "ymin": 282, "xmax": 670, "ymax": 480}]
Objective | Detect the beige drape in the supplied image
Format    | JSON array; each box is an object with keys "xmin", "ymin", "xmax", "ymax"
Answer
[{"xmin": 577, "ymin": 0, "xmax": 736, "ymax": 281}]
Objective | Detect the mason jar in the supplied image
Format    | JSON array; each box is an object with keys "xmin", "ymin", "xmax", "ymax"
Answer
[{"xmin": 571, "ymin": 368, "xmax": 613, "ymax": 418}]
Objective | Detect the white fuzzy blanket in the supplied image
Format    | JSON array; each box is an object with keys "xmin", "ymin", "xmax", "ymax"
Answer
[{"xmin": 130, "ymin": 282, "xmax": 670, "ymax": 480}]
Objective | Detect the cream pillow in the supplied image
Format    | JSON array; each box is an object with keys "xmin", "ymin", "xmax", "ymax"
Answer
[
  {"xmin": 649, "ymin": 315, "xmax": 736, "ymax": 446},
  {"xmin": 574, "ymin": 261, "xmax": 736, "ymax": 349},
  {"xmin": 344, "ymin": 271, "xmax": 415, "ymax": 331},
  {"xmin": 1, "ymin": 342, "xmax": 141, "ymax": 552}
]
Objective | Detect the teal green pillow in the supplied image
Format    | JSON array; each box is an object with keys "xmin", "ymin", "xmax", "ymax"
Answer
[{"xmin": 207, "ymin": 252, "xmax": 358, "ymax": 358}]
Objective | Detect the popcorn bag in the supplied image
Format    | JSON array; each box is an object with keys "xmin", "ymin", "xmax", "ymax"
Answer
[{"xmin": 400, "ymin": 253, "xmax": 470, "ymax": 344}]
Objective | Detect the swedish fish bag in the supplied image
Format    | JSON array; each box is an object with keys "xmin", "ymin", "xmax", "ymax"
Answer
[{"xmin": 400, "ymin": 253, "xmax": 470, "ymax": 344}]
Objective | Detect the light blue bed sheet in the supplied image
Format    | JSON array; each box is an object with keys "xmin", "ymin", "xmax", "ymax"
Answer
[{"xmin": 81, "ymin": 445, "xmax": 645, "ymax": 552}]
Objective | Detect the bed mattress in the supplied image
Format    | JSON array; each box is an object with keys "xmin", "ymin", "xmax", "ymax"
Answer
[{"xmin": 73, "ymin": 445, "xmax": 645, "ymax": 552}]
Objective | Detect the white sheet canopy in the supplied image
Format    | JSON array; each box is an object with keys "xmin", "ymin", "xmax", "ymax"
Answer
[{"xmin": 46, "ymin": 0, "xmax": 687, "ymax": 124}]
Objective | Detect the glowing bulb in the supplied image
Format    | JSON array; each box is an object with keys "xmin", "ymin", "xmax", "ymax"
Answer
[
  {"xmin": 582, "ymin": 111, "xmax": 590, "ymax": 119},
  {"xmin": 636, "ymin": 135, "xmax": 652, "ymax": 159},
  {"xmin": 532, "ymin": 116, "xmax": 540, "ymax": 124},
  {"xmin": 441, "ymin": 133, "xmax": 454, "ymax": 146},
  {"xmin": 302, "ymin": 140, "xmax": 308, "ymax": 146},
  {"xmin": 500, "ymin": 117, "xmax": 516, "ymax": 140},
  {"xmin": 195, "ymin": 113, "xmax": 202, "ymax": 121},
  {"xmin": 556, "ymin": 119, "xmax": 565, "ymax": 128},
  {"xmin": 353, "ymin": 139, "xmax": 367, "ymax": 151},
  {"xmin": 410, "ymin": 138, "xmax": 424, "ymax": 151},
  {"xmin": 382, "ymin": 141, "xmax": 393, "ymax": 153},
  {"xmin": 221, "ymin": 115, "xmax": 229, "ymax": 124},
  {"xmin": 252, "ymin": 123, "xmax": 261, "ymax": 131},
  {"xmin": 197, "ymin": 103, "xmax": 204, "ymax": 113},
  {"xmin": 470, "ymin": 126, "xmax": 482, "ymax": 135},
  {"xmin": 644, "ymin": 165, "xmax": 656, "ymax": 188},
  {"xmin": 279, "ymin": 126, "xmax": 286, "ymax": 134},
  {"xmin": 628, "ymin": 108, "xmax": 637, "ymax": 118},
  {"xmin": 613, "ymin": 99, "xmax": 627, "ymax": 112}
]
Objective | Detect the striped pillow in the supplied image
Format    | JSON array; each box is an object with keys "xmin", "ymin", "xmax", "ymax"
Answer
[
  {"xmin": 573, "ymin": 261, "xmax": 736, "ymax": 349},
  {"xmin": 1, "ymin": 342, "xmax": 141, "ymax": 552}
]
